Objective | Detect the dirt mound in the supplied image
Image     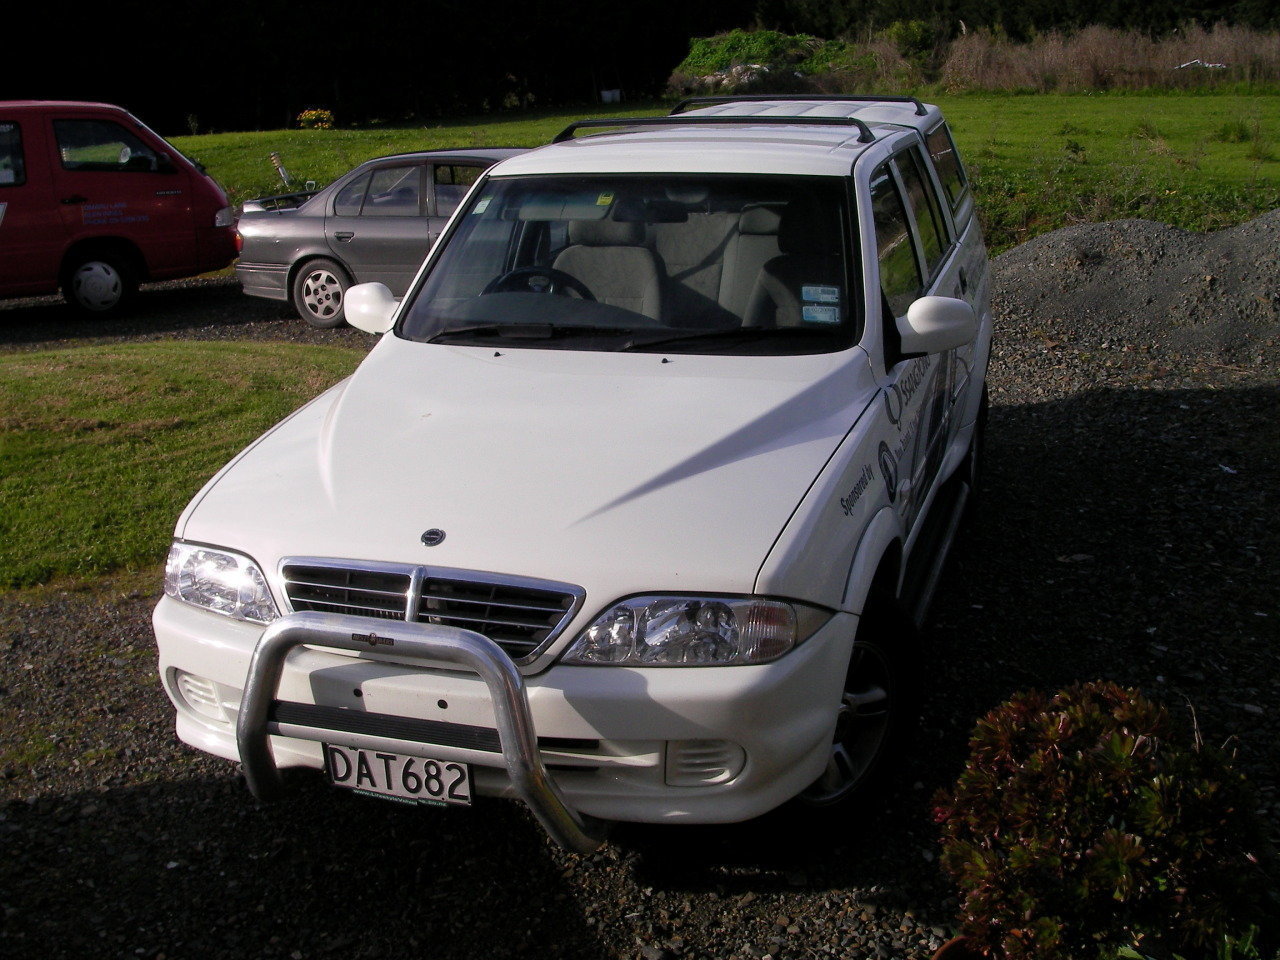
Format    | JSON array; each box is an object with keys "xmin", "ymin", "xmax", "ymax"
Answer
[{"xmin": 992, "ymin": 209, "xmax": 1280, "ymax": 364}]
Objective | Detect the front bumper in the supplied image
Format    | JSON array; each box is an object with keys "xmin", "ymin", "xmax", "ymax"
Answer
[{"xmin": 154, "ymin": 596, "xmax": 855, "ymax": 841}]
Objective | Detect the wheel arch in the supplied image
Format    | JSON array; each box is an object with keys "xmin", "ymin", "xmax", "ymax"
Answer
[
  {"xmin": 60, "ymin": 237, "xmax": 147, "ymax": 285},
  {"xmin": 288, "ymin": 252, "xmax": 353, "ymax": 291},
  {"xmin": 841, "ymin": 506, "xmax": 905, "ymax": 617}
]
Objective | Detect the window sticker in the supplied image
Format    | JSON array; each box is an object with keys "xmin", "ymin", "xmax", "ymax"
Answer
[
  {"xmin": 473, "ymin": 197, "xmax": 491, "ymax": 214},
  {"xmin": 596, "ymin": 191, "xmax": 614, "ymax": 206},
  {"xmin": 802, "ymin": 284, "xmax": 840, "ymax": 304},
  {"xmin": 802, "ymin": 305, "xmax": 840, "ymax": 324}
]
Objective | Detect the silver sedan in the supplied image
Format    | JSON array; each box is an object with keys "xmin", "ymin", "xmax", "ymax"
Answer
[{"xmin": 236, "ymin": 148, "xmax": 523, "ymax": 327}]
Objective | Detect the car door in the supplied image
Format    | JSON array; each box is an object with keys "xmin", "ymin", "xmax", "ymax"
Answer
[
  {"xmin": 868, "ymin": 149, "xmax": 961, "ymax": 535},
  {"xmin": 49, "ymin": 114, "xmax": 198, "ymax": 275},
  {"xmin": 323, "ymin": 161, "xmax": 430, "ymax": 294},
  {"xmin": 0, "ymin": 116, "xmax": 67, "ymax": 295}
]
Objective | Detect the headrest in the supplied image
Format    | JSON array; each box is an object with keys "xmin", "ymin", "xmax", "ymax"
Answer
[
  {"xmin": 739, "ymin": 203, "xmax": 783, "ymax": 236},
  {"xmin": 665, "ymin": 184, "xmax": 710, "ymax": 205},
  {"xmin": 778, "ymin": 200, "xmax": 830, "ymax": 255},
  {"xmin": 567, "ymin": 218, "xmax": 646, "ymax": 246}
]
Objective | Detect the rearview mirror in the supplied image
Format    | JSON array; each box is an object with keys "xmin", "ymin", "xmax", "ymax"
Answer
[
  {"xmin": 345, "ymin": 282, "xmax": 398, "ymax": 334},
  {"xmin": 898, "ymin": 296, "xmax": 976, "ymax": 355}
]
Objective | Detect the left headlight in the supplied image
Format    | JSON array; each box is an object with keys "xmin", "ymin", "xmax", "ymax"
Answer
[
  {"xmin": 214, "ymin": 206, "xmax": 235, "ymax": 228},
  {"xmin": 561, "ymin": 595, "xmax": 829, "ymax": 667},
  {"xmin": 164, "ymin": 542, "xmax": 279, "ymax": 624}
]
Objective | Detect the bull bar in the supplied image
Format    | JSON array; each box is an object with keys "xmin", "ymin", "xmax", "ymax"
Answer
[{"xmin": 234, "ymin": 611, "xmax": 607, "ymax": 854}]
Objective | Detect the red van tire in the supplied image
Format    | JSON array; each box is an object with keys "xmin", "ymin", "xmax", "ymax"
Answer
[
  {"xmin": 63, "ymin": 253, "xmax": 138, "ymax": 315},
  {"xmin": 291, "ymin": 258, "xmax": 350, "ymax": 328}
]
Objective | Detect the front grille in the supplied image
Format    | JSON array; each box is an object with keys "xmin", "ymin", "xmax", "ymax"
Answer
[{"xmin": 281, "ymin": 560, "xmax": 583, "ymax": 662}]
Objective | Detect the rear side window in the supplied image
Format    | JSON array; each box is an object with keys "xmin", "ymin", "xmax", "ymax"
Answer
[
  {"xmin": 0, "ymin": 122, "xmax": 24, "ymax": 186},
  {"xmin": 926, "ymin": 123, "xmax": 967, "ymax": 210},
  {"xmin": 434, "ymin": 164, "xmax": 483, "ymax": 217},
  {"xmin": 897, "ymin": 148, "xmax": 948, "ymax": 278},
  {"xmin": 870, "ymin": 164, "xmax": 921, "ymax": 318},
  {"xmin": 54, "ymin": 119, "xmax": 159, "ymax": 173}
]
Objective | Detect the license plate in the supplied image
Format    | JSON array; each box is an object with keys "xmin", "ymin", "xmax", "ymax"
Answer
[{"xmin": 324, "ymin": 744, "xmax": 472, "ymax": 807}]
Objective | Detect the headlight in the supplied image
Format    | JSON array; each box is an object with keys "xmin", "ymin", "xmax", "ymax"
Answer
[
  {"xmin": 562, "ymin": 595, "xmax": 828, "ymax": 666},
  {"xmin": 164, "ymin": 542, "xmax": 279, "ymax": 624},
  {"xmin": 214, "ymin": 206, "xmax": 235, "ymax": 228}
]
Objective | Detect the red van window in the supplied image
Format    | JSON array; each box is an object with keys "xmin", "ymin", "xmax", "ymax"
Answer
[
  {"xmin": 0, "ymin": 122, "xmax": 24, "ymax": 186},
  {"xmin": 53, "ymin": 119, "xmax": 160, "ymax": 173}
]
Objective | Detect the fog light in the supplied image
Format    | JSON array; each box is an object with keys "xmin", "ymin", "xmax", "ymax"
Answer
[
  {"xmin": 664, "ymin": 739, "xmax": 745, "ymax": 787},
  {"xmin": 174, "ymin": 670, "xmax": 229, "ymax": 723}
]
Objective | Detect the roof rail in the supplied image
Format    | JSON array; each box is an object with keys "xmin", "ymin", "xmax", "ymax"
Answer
[
  {"xmin": 670, "ymin": 94, "xmax": 928, "ymax": 117},
  {"xmin": 552, "ymin": 114, "xmax": 875, "ymax": 145}
]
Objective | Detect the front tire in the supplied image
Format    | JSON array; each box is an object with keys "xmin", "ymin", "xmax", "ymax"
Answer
[
  {"xmin": 800, "ymin": 606, "xmax": 917, "ymax": 808},
  {"xmin": 291, "ymin": 258, "xmax": 350, "ymax": 328},
  {"xmin": 63, "ymin": 254, "xmax": 137, "ymax": 315}
]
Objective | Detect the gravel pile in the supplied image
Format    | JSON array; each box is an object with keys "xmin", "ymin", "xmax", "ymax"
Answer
[{"xmin": 2, "ymin": 213, "xmax": 1278, "ymax": 959}]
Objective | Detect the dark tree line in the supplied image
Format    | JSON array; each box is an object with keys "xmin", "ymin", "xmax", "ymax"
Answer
[{"xmin": 15, "ymin": 0, "xmax": 1277, "ymax": 134}]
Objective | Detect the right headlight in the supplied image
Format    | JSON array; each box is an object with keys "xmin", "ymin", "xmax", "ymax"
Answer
[
  {"xmin": 164, "ymin": 542, "xmax": 279, "ymax": 624},
  {"xmin": 561, "ymin": 595, "xmax": 829, "ymax": 667}
]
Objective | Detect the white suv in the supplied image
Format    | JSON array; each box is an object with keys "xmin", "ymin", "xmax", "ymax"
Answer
[{"xmin": 154, "ymin": 97, "xmax": 991, "ymax": 852}]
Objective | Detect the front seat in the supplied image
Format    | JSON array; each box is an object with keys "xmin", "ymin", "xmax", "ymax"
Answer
[
  {"xmin": 553, "ymin": 218, "xmax": 663, "ymax": 321},
  {"xmin": 743, "ymin": 199, "xmax": 843, "ymax": 328}
]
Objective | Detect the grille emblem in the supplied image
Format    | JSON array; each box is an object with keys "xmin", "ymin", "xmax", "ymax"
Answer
[{"xmin": 421, "ymin": 528, "xmax": 446, "ymax": 547}]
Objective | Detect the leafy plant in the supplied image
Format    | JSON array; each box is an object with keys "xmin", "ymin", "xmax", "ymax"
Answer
[
  {"xmin": 297, "ymin": 108, "xmax": 335, "ymax": 130},
  {"xmin": 934, "ymin": 681, "xmax": 1271, "ymax": 960}
]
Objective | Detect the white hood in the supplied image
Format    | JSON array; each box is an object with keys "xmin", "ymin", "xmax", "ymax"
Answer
[{"xmin": 180, "ymin": 335, "xmax": 877, "ymax": 607}]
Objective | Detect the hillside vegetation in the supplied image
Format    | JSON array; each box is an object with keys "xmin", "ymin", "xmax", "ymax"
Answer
[{"xmin": 174, "ymin": 94, "xmax": 1280, "ymax": 254}]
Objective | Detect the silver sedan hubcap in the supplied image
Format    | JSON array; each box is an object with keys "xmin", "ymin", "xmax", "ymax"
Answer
[{"xmin": 302, "ymin": 270, "xmax": 342, "ymax": 319}]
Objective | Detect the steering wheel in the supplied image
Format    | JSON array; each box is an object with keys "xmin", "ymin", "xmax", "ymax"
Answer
[{"xmin": 482, "ymin": 266, "xmax": 596, "ymax": 301}]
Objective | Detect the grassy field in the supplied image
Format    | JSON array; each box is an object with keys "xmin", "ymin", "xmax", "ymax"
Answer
[
  {"xmin": 0, "ymin": 342, "xmax": 363, "ymax": 587},
  {"xmin": 171, "ymin": 93, "xmax": 1280, "ymax": 253}
]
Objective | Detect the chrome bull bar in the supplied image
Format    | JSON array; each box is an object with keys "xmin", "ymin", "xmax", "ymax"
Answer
[{"xmin": 235, "ymin": 611, "xmax": 607, "ymax": 855}]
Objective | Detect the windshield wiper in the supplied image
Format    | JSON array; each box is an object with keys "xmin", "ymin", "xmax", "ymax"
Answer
[
  {"xmin": 427, "ymin": 323, "xmax": 635, "ymax": 344},
  {"xmin": 620, "ymin": 326, "xmax": 835, "ymax": 352}
]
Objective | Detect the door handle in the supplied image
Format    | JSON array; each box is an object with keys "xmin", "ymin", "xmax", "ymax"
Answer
[
  {"xmin": 61, "ymin": 194, "xmax": 88, "ymax": 205},
  {"xmin": 334, "ymin": 231, "xmax": 355, "ymax": 241}
]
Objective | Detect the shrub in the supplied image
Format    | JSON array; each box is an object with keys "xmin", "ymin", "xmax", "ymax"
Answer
[
  {"xmin": 934, "ymin": 681, "xmax": 1270, "ymax": 960},
  {"xmin": 296, "ymin": 108, "xmax": 335, "ymax": 130}
]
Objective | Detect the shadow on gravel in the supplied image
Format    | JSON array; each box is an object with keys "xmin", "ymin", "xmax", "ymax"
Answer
[
  {"xmin": 2, "ymin": 775, "xmax": 611, "ymax": 960},
  {"xmin": 619, "ymin": 381, "xmax": 1279, "ymax": 897}
]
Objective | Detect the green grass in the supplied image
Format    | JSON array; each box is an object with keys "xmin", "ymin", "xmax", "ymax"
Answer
[
  {"xmin": 172, "ymin": 94, "xmax": 1280, "ymax": 253},
  {"xmin": 0, "ymin": 342, "xmax": 363, "ymax": 587}
]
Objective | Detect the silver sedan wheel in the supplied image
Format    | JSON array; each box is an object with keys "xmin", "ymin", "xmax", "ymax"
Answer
[{"xmin": 300, "ymin": 267, "xmax": 344, "ymax": 324}]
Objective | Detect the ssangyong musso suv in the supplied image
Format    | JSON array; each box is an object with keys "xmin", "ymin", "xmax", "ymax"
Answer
[{"xmin": 154, "ymin": 97, "xmax": 992, "ymax": 852}]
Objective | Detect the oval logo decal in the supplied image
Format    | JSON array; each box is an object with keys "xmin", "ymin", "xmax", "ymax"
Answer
[{"xmin": 420, "ymin": 528, "xmax": 446, "ymax": 547}]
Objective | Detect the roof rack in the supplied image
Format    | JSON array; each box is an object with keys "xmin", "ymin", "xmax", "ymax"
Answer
[
  {"xmin": 552, "ymin": 114, "xmax": 875, "ymax": 145},
  {"xmin": 670, "ymin": 94, "xmax": 928, "ymax": 117}
]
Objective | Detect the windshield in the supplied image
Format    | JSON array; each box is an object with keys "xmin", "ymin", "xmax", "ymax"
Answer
[{"xmin": 399, "ymin": 174, "xmax": 858, "ymax": 355}]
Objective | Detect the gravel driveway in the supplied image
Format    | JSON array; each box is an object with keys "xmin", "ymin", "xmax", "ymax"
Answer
[{"xmin": 3, "ymin": 215, "xmax": 1278, "ymax": 960}]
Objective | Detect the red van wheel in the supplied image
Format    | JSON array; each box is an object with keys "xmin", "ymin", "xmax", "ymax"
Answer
[{"xmin": 64, "ymin": 254, "xmax": 137, "ymax": 315}]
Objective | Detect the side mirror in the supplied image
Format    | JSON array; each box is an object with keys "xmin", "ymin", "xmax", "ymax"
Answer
[
  {"xmin": 344, "ymin": 282, "xmax": 398, "ymax": 334},
  {"xmin": 898, "ymin": 296, "xmax": 976, "ymax": 355}
]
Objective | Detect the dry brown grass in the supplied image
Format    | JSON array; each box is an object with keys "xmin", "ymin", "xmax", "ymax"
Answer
[{"xmin": 940, "ymin": 24, "xmax": 1280, "ymax": 91}]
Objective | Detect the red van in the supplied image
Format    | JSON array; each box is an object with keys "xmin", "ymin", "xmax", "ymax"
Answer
[{"xmin": 0, "ymin": 101, "xmax": 237, "ymax": 313}]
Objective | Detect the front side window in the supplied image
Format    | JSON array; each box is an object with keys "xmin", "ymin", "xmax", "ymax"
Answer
[
  {"xmin": 399, "ymin": 174, "xmax": 856, "ymax": 356},
  {"xmin": 434, "ymin": 164, "xmax": 483, "ymax": 217},
  {"xmin": 0, "ymin": 122, "xmax": 24, "ymax": 186},
  {"xmin": 897, "ymin": 148, "xmax": 948, "ymax": 279},
  {"xmin": 53, "ymin": 119, "xmax": 159, "ymax": 173},
  {"xmin": 362, "ymin": 165, "xmax": 421, "ymax": 216},
  {"xmin": 870, "ymin": 164, "xmax": 921, "ymax": 319}
]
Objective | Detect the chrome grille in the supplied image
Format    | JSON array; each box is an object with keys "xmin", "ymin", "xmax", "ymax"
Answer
[{"xmin": 281, "ymin": 560, "xmax": 583, "ymax": 662}]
